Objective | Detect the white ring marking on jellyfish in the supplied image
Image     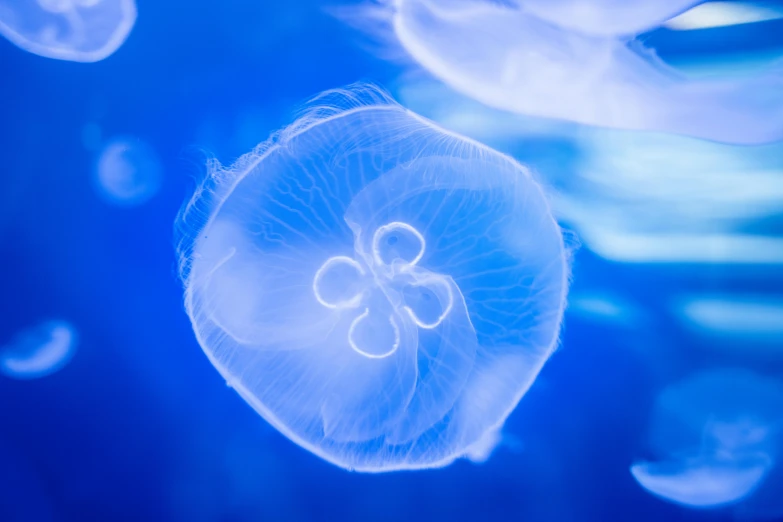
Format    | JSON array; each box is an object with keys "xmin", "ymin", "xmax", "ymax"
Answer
[
  {"xmin": 348, "ymin": 309, "xmax": 400, "ymax": 359},
  {"xmin": 313, "ymin": 255, "xmax": 366, "ymax": 310},
  {"xmin": 372, "ymin": 221, "xmax": 426, "ymax": 267},
  {"xmin": 403, "ymin": 275, "xmax": 454, "ymax": 329}
]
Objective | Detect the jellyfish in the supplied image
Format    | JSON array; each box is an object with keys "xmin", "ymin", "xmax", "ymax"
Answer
[
  {"xmin": 631, "ymin": 454, "xmax": 773, "ymax": 509},
  {"xmin": 94, "ymin": 136, "xmax": 162, "ymax": 206},
  {"xmin": 0, "ymin": 0, "xmax": 136, "ymax": 62},
  {"xmin": 0, "ymin": 319, "xmax": 77, "ymax": 379},
  {"xmin": 517, "ymin": 0, "xmax": 701, "ymax": 36},
  {"xmin": 676, "ymin": 295, "xmax": 783, "ymax": 345},
  {"xmin": 366, "ymin": 0, "xmax": 783, "ymax": 144},
  {"xmin": 632, "ymin": 368, "xmax": 783, "ymax": 510},
  {"xmin": 176, "ymin": 84, "xmax": 570, "ymax": 472}
]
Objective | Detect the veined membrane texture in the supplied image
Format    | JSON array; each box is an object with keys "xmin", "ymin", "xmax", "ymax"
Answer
[
  {"xmin": 375, "ymin": 0, "xmax": 783, "ymax": 144},
  {"xmin": 177, "ymin": 85, "xmax": 569, "ymax": 472},
  {"xmin": 0, "ymin": 0, "xmax": 137, "ymax": 62}
]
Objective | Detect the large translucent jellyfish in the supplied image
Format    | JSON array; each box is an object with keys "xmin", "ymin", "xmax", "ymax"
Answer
[
  {"xmin": 632, "ymin": 368, "xmax": 783, "ymax": 510},
  {"xmin": 368, "ymin": 0, "xmax": 783, "ymax": 144},
  {"xmin": 94, "ymin": 136, "xmax": 162, "ymax": 206},
  {"xmin": 0, "ymin": 0, "xmax": 136, "ymax": 62},
  {"xmin": 177, "ymin": 84, "xmax": 570, "ymax": 472},
  {"xmin": 0, "ymin": 319, "xmax": 77, "ymax": 379}
]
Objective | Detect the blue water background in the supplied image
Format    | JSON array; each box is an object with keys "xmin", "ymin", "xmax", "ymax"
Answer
[{"xmin": 1, "ymin": 1, "xmax": 782, "ymax": 521}]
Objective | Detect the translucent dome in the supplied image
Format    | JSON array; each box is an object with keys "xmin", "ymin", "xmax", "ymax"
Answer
[
  {"xmin": 94, "ymin": 136, "xmax": 163, "ymax": 206},
  {"xmin": 632, "ymin": 368, "xmax": 783, "ymax": 509},
  {"xmin": 375, "ymin": 0, "xmax": 783, "ymax": 144},
  {"xmin": 177, "ymin": 84, "xmax": 569, "ymax": 471},
  {"xmin": 0, "ymin": 319, "xmax": 77, "ymax": 380},
  {"xmin": 0, "ymin": 0, "xmax": 136, "ymax": 62}
]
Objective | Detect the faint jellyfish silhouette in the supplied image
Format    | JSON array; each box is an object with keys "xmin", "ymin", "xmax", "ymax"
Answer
[
  {"xmin": 363, "ymin": 0, "xmax": 783, "ymax": 144},
  {"xmin": 0, "ymin": 0, "xmax": 136, "ymax": 62},
  {"xmin": 94, "ymin": 136, "xmax": 162, "ymax": 206},
  {"xmin": 517, "ymin": 0, "xmax": 701, "ymax": 36},
  {"xmin": 632, "ymin": 368, "xmax": 783, "ymax": 510},
  {"xmin": 0, "ymin": 319, "xmax": 77, "ymax": 379},
  {"xmin": 630, "ymin": 454, "xmax": 772, "ymax": 509},
  {"xmin": 176, "ymin": 84, "xmax": 570, "ymax": 472}
]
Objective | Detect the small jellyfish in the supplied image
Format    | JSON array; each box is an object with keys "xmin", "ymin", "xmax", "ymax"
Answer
[
  {"xmin": 0, "ymin": 0, "xmax": 136, "ymax": 62},
  {"xmin": 517, "ymin": 0, "xmax": 701, "ymax": 36},
  {"xmin": 94, "ymin": 136, "xmax": 162, "ymax": 206},
  {"xmin": 177, "ymin": 84, "xmax": 570, "ymax": 472},
  {"xmin": 676, "ymin": 295, "xmax": 783, "ymax": 345},
  {"xmin": 632, "ymin": 368, "xmax": 783, "ymax": 510},
  {"xmin": 367, "ymin": 0, "xmax": 783, "ymax": 144},
  {"xmin": 0, "ymin": 319, "xmax": 77, "ymax": 379},
  {"xmin": 631, "ymin": 454, "xmax": 772, "ymax": 509}
]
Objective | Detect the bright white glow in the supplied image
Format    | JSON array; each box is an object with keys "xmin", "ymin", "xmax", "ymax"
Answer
[
  {"xmin": 677, "ymin": 296, "xmax": 783, "ymax": 339},
  {"xmin": 0, "ymin": 320, "xmax": 77, "ymax": 379},
  {"xmin": 579, "ymin": 232, "xmax": 783, "ymax": 264},
  {"xmin": 664, "ymin": 2, "xmax": 783, "ymax": 30},
  {"xmin": 631, "ymin": 456, "xmax": 771, "ymax": 508},
  {"xmin": 95, "ymin": 136, "xmax": 162, "ymax": 206},
  {"xmin": 375, "ymin": 0, "xmax": 783, "ymax": 144}
]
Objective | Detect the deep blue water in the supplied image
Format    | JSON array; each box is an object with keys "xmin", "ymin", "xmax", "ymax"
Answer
[{"xmin": 1, "ymin": 1, "xmax": 783, "ymax": 521}]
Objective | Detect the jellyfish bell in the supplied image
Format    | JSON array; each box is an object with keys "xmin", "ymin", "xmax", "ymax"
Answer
[
  {"xmin": 0, "ymin": 319, "xmax": 77, "ymax": 380},
  {"xmin": 177, "ymin": 84, "xmax": 570, "ymax": 472},
  {"xmin": 631, "ymin": 453, "xmax": 773, "ymax": 509},
  {"xmin": 0, "ymin": 0, "xmax": 137, "ymax": 62},
  {"xmin": 370, "ymin": 0, "xmax": 783, "ymax": 144},
  {"xmin": 633, "ymin": 368, "xmax": 783, "ymax": 511},
  {"xmin": 94, "ymin": 136, "xmax": 162, "ymax": 207}
]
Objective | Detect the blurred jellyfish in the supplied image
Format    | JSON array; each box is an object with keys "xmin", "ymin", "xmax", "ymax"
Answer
[
  {"xmin": 0, "ymin": 319, "xmax": 77, "ymax": 379},
  {"xmin": 567, "ymin": 293, "xmax": 640, "ymax": 327},
  {"xmin": 359, "ymin": 0, "xmax": 783, "ymax": 144},
  {"xmin": 518, "ymin": 0, "xmax": 700, "ymax": 36},
  {"xmin": 631, "ymin": 454, "xmax": 772, "ymax": 509},
  {"xmin": 176, "ymin": 84, "xmax": 570, "ymax": 472},
  {"xmin": 0, "ymin": 0, "xmax": 137, "ymax": 62},
  {"xmin": 676, "ymin": 295, "xmax": 783, "ymax": 345},
  {"xmin": 632, "ymin": 368, "xmax": 783, "ymax": 510},
  {"xmin": 94, "ymin": 136, "xmax": 162, "ymax": 206}
]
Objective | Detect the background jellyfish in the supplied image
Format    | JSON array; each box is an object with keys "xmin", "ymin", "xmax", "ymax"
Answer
[
  {"xmin": 361, "ymin": 0, "xmax": 783, "ymax": 144},
  {"xmin": 94, "ymin": 136, "xmax": 162, "ymax": 206},
  {"xmin": 0, "ymin": 0, "xmax": 137, "ymax": 62},
  {"xmin": 631, "ymin": 368, "xmax": 783, "ymax": 510},
  {"xmin": 177, "ymin": 84, "xmax": 569, "ymax": 472},
  {"xmin": 0, "ymin": 319, "xmax": 78, "ymax": 379}
]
